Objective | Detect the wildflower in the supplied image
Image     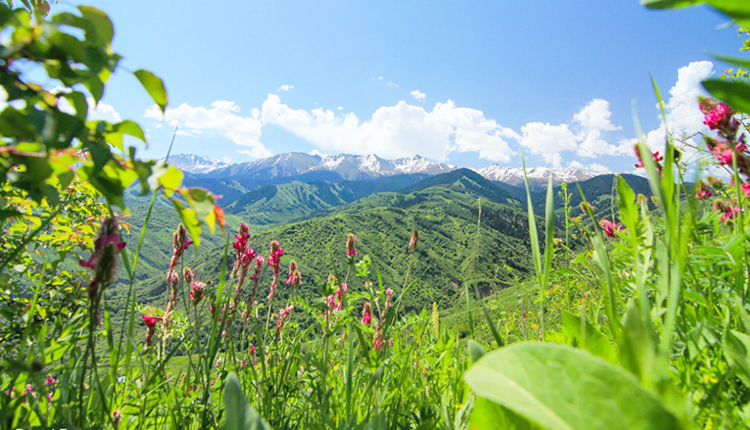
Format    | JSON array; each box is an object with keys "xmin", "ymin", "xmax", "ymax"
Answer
[
  {"xmin": 373, "ymin": 336, "xmax": 385, "ymax": 351},
  {"xmin": 167, "ymin": 224, "xmax": 192, "ymax": 281},
  {"xmin": 714, "ymin": 199, "xmax": 740, "ymax": 222},
  {"xmin": 267, "ymin": 241, "xmax": 284, "ymax": 302},
  {"xmin": 233, "ymin": 222, "xmax": 250, "ymax": 254},
  {"xmin": 142, "ymin": 313, "xmax": 162, "ymax": 350},
  {"xmin": 408, "ymin": 229, "xmax": 419, "ymax": 252},
  {"xmin": 695, "ymin": 182, "xmax": 713, "ymax": 200},
  {"xmin": 80, "ymin": 218, "xmax": 124, "ymax": 305},
  {"xmin": 346, "ymin": 233, "xmax": 359, "ymax": 257},
  {"xmin": 275, "ymin": 305, "xmax": 294, "ymax": 339},
  {"xmin": 250, "ymin": 344, "xmax": 256, "ymax": 356},
  {"xmin": 362, "ymin": 302, "xmax": 372, "ymax": 326},
  {"xmin": 183, "ymin": 267, "xmax": 194, "ymax": 285},
  {"xmin": 633, "ymin": 144, "xmax": 664, "ymax": 170},
  {"xmin": 337, "ymin": 283, "xmax": 349, "ymax": 306},
  {"xmin": 190, "ymin": 281, "xmax": 206, "ymax": 306},
  {"xmin": 285, "ymin": 260, "xmax": 302, "ymax": 287},
  {"xmin": 113, "ymin": 409, "xmax": 122, "ymax": 428},
  {"xmin": 47, "ymin": 392, "xmax": 53, "ymax": 401},
  {"xmin": 46, "ymin": 376, "xmax": 55, "ymax": 385},
  {"xmin": 700, "ymin": 98, "xmax": 733, "ymax": 132},
  {"xmin": 599, "ymin": 219, "xmax": 622, "ymax": 237},
  {"xmin": 79, "ymin": 217, "xmax": 126, "ymax": 269},
  {"xmin": 431, "ymin": 302, "xmax": 439, "ymax": 337},
  {"xmin": 743, "ymin": 182, "xmax": 750, "ymax": 196}
]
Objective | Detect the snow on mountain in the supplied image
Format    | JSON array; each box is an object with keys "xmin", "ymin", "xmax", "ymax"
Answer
[
  {"xmin": 206, "ymin": 152, "xmax": 455, "ymax": 180},
  {"xmin": 475, "ymin": 164, "xmax": 597, "ymax": 188},
  {"xmin": 179, "ymin": 151, "xmax": 599, "ymax": 188},
  {"xmin": 168, "ymin": 154, "xmax": 230, "ymax": 174}
]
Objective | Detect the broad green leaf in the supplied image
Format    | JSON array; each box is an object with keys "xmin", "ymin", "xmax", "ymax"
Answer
[
  {"xmin": 641, "ymin": 0, "xmax": 703, "ymax": 8},
  {"xmin": 707, "ymin": 0, "xmax": 750, "ymax": 26},
  {"xmin": 712, "ymin": 54, "xmax": 750, "ymax": 71},
  {"xmin": 724, "ymin": 330, "xmax": 750, "ymax": 388},
  {"xmin": 469, "ymin": 397, "xmax": 533, "ymax": 430},
  {"xmin": 467, "ymin": 340, "xmax": 487, "ymax": 364},
  {"xmin": 134, "ymin": 69, "xmax": 168, "ymax": 113},
  {"xmin": 561, "ymin": 310, "xmax": 617, "ymax": 364},
  {"xmin": 114, "ymin": 120, "xmax": 147, "ymax": 143},
  {"xmin": 464, "ymin": 342, "xmax": 684, "ymax": 430},
  {"xmin": 158, "ymin": 165, "xmax": 183, "ymax": 197},
  {"xmin": 78, "ymin": 6, "xmax": 113, "ymax": 47},
  {"xmin": 223, "ymin": 372, "xmax": 272, "ymax": 430},
  {"xmin": 702, "ymin": 79, "xmax": 750, "ymax": 115}
]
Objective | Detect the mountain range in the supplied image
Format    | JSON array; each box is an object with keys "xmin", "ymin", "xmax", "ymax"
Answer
[{"xmin": 168, "ymin": 152, "xmax": 602, "ymax": 190}]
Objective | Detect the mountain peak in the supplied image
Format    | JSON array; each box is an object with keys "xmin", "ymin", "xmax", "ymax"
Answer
[{"xmin": 168, "ymin": 153, "xmax": 231, "ymax": 174}]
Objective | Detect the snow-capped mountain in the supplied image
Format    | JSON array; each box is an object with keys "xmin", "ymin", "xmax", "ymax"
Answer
[
  {"xmin": 205, "ymin": 152, "xmax": 455, "ymax": 181},
  {"xmin": 168, "ymin": 154, "xmax": 230, "ymax": 174},
  {"xmin": 475, "ymin": 165, "xmax": 597, "ymax": 188}
]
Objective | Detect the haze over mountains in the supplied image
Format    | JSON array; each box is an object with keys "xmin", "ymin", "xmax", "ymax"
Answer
[{"xmin": 168, "ymin": 152, "xmax": 601, "ymax": 189}]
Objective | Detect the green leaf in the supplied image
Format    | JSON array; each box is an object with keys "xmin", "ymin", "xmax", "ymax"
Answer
[
  {"xmin": 702, "ymin": 79, "xmax": 750, "ymax": 115},
  {"xmin": 467, "ymin": 340, "xmax": 487, "ymax": 364},
  {"xmin": 724, "ymin": 330, "xmax": 750, "ymax": 387},
  {"xmin": 464, "ymin": 342, "xmax": 684, "ymax": 430},
  {"xmin": 561, "ymin": 310, "xmax": 617, "ymax": 364},
  {"xmin": 134, "ymin": 69, "xmax": 168, "ymax": 113},
  {"xmin": 78, "ymin": 6, "xmax": 113, "ymax": 47},
  {"xmin": 158, "ymin": 165, "xmax": 183, "ymax": 197},
  {"xmin": 469, "ymin": 397, "xmax": 533, "ymax": 430},
  {"xmin": 707, "ymin": 0, "xmax": 750, "ymax": 27},
  {"xmin": 641, "ymin": 0, "xmax": 703, "ymax": 9},
  {"xmin": 223, "ymin": 372, "xmax": 272, "ymax": 430}
]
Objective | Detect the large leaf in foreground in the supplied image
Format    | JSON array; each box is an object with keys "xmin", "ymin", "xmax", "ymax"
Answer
[
  {"xmin": 464, "ymin": 342, "xmax": 684, "ymax": 430},
  {"xmin": 223, "ymin": 372, "xmax": 272, "ymax": 430}
]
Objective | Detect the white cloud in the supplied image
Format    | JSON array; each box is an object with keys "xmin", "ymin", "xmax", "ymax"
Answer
[
  {"xmin": 52, "ymin": 88, "xmax": 122, "ymax": 123},
  {"xmin": 277, "ymin": 84, "xmax": 294, "ymax": 92},
  {"xmin": 337, "ymin": 106, "xmax": 344, "ymax": 111},
  {"xmin": 568, "ymin": 160, "xmax": 610, "ymax": 174},
  {"xmin": 519, "ymin": 122, "xmax": 578, "ymax": 167},
  {"xmin": 576, "ymin": 129, "xmax": 631, "ymax": 158},
  {"xmin": 410, "ymin": 90, "xmax": 426, "ymax": 102},
  {"xmin": 640, "ymin": 61, "xmax": 714, "ymax": 163},
  {"xmin": 587, "ymin": 163, "xmax": 611, "ymax": 174},
  {"xmin": 87, "ymin": 99, "xmax": 122, "ymax": 123},
  {"xmin": 261, "ymin": 94, "xmax": 517, "ymax": 162},
  {"xmin": 574, "ymin": 99, "xmax": 621, "ymax": 132},
  {"xmin": 386, "ymin": 81, "xmax": 398, "ymax": 88},
  {"xmin": 145, "ymin": 101, "xmax": 270, "ymax": 158}
]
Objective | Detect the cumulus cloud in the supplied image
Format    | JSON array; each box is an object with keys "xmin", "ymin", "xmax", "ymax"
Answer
[
  {"xmin": 261, "ymin": 94, "xmax": 517, "ymax": 162},
  {"xmin": 519, "ymin": 122, "xmax": 578, "ymax": 167},
  {"xmin": 277, "ymin": 84, "xmax": 294, "ymax": 92},
  {"xmin": 50, "ymin": 87, "xmax": 123, "ymax": 123},
  {"xmin": 144, "ymin": 101, "xmax": 270, "ymax": 158},
  {"xmin": 337, "ymin": 106, "xmax": 344, "ymax": 111},
  {"xmin": 574, "ymin": 99, "xmax": 621, "ymax": 132},
  {"xmin": 519, "ymin": 97, "xmax": 634, "ymax": 165},
  {"xmin": 410, "ymin": 90, "xmax": 426, "ymax": 102}
]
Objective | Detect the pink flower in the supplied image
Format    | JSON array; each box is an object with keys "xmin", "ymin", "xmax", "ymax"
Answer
[
  {"xmin": 695, "ymin": 182, "xmax": 713, "ymax": 200},
  {"xmin": 275, "ymin": 305, "xmax": 294, "ymax": 338},
  {"xmin": 113, "ymin": 409, "xmax": 122, "ymax": 427},
  {"xmin": 633, "ymin": 145, "xmax": 664, "ymax": 170},
  {"xmin": 250, "ymin": 344, "xmax": 256, "ymax": 356},
  {"xmin": 346, "ymin": 233, "xmax": 359, "ymax": 257},
  {"xmin": 742, "ymin": 182, "xmax": 750, "ymax": 196},
  {"xmin": 599, "ymin": 219, "xmax": 622, "ymax": 237},
  {"xmin": 362, "ymin": 302, "xmax": 372, "ymax": 326},
  {"xmin": 46, "ymin": 376, "xmax": 55, "ymax": 385},
  {"xmin": 408, "ymin": 229, "xmax": 419, "ymax": 252},
  {"xmin": 189, "ymin": 281, "xmax": 206, "ymax": 306},
  {"xmin": 142, "ymin": 315, "xmax": 161, "ymax": 329},
  {"xmin": 712, "ymin": 143, "xmax": 735, "ymax": 165},
  {"xmin": 703, "ymin": 102, "xmax": 730, "ymax": 130},
  {"xmin": 47, "ymin": 392, "xmax": 53, "ymax": 401}
]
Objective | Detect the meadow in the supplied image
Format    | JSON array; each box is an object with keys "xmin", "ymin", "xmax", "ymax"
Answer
[{"xmin": 3, "ymin": 1, "xmax": 750, "ymax": 429}]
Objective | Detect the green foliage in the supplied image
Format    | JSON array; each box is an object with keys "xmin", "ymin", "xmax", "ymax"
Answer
[{"xmin": 465, "ymin": 343, "xmax": 684, "ymax": 430}]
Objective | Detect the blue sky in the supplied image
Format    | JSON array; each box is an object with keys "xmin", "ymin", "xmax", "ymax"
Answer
[{"xmin": 69, "ymin": 1, "xmax": 745, "ymax": 172}]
